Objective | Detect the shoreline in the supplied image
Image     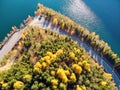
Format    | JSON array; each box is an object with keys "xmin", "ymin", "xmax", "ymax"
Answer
[
  {"xmin": 0, "ymin": 15, "xmax": 120, "ymax": 88},
  {"xmin": 35, "ymin": 3, "xmax": 120, "ymax": 77},
  {"xmin": 0, "ymin": 3, "xmax": 120, "ymax": 88}
]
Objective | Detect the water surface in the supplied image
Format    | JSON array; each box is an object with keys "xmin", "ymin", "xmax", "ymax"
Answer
[{"xmin": 0, "ymin": 0, "xmax": 120, "ymax": 55}]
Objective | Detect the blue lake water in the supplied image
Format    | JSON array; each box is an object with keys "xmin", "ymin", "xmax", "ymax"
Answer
[{"xmin": 0, "ymin": 0, "xmax": 120, "ymax": 56}]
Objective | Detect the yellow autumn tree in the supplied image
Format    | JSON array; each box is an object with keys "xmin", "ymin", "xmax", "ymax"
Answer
[
  {"xmin": 42, "ymin": 62, "xmax": 47, "ymax": 69},
  {"xmin": 84, "ymin": 63, "xmax": 91, "ymax": 72},
  {"xmin": 23, "ymin": 74, "xmax": 32, "ymax": 82},
  {"xmin": 65, "ymin": 70, "xmax": 70, "ymax": 76},
  {"xmin": 34, "ymin": 62, "xmax": 42, "ymax": 73},
  {"xmin": 57, "ymin": 68, "xmax": 68, "ymax": 83},
  {"xmin": 13, "ymin": 49, "xmax": 18, "ymax": 56},
  {"xmin": 76, "ymin": 85, "xmax": 82, "ymax": 90},
  {"xmin": 70, "ymin": 73, "xmax": 76, "ymax": 83},
  {"xmin": 99, "ymin": 81, "xmax": 107, "ymax": 86},
  {"xmin": 72, "ymin": 64, "xmax": 82, "ymax": 74},
  {"xmin": 51, "ymin": 70, "xmax": 56, "ymax": 76},
  {"xmin": 56, "ymin": 49, "xmax": 63, "ymax": 56},
  {"xmin": 2, "ymin": 82, "xmax": 8, "ymax": 88},
  {"xmin": 51, "ymin": 79, "xmax": 58, "ymax": 89},
  {"xmin": 61, "ymin": 20, "xmax": 65, "ymax": 29},
  {"xmin": 13, "ymin": 81, "xmax": 24, "ymax": 90},
  {"xmin": 53, "ymin": 17, "xmax": 58, "ymax": 25},
  {"xmin": 36, "ymin": 9, "xmax": 41, "ymax": 15},
  {"xmin": 46, "ymin": 51, "xmax": 53, "ymax": 57},
  {"xmin": 51, "ymin": 54, "xmax": 57, "ymax": 61},
  {"xmin": 34, "ymin": 62, "xmax": 42, "ymax": 68},
  {"xmin": 69, "ymin": 52, "xmax": 75, "ymax": 60}
]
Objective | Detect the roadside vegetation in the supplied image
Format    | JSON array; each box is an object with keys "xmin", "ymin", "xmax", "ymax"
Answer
[
  {"xmin": 0, "ymin": 26, "xmax": 18, "ymax": 50},
  {"xmin": 35, "ymin": 3, "xmax": 120, "ymax": 70},
  {"xmin": 0, "ymin": 27, "xmax": 117, "ymax": 90}
]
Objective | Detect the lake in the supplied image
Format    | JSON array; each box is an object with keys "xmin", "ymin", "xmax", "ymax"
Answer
[{"xmin": 0, "ymin": 0, "xmax": 120, "ymax": 56}]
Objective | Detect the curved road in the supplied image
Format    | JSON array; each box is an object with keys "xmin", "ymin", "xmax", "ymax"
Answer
[
  {"xmin": 0, "ymin": 31, "xmax": 21, "ymax": 60},
  {"xmin": 0, "ymin": 15, "xmax": 120, "ymax": 88}
]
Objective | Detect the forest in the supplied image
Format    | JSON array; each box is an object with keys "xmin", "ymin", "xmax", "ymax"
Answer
[{"xmin": 0, "ymin": 26, "xmax": 117, "ymax": 90}]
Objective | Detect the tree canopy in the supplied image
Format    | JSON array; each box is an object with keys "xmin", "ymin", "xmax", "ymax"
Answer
[{"xmin": 0, "ymin": 27, "xmax": 117, "ymax": 90}]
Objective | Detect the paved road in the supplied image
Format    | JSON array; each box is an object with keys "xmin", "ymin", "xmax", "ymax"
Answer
[
  {"xmin": 0, "ymin": 16, "xmax": 44, "ymax": 61},
  {"xmin": 0, "ymin": 31, "xmax": 21, "ymax": 60},
  {"xmin": 0, "ymin": 15, "xmax": 120, "ymax": 88},
  {"xmin": 31, "ymin": 17, "xmax": 120, "ymax": 88},
  {"xmin": 58, "ymin": 31, "xmax": 120, "ymax": 88}
]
